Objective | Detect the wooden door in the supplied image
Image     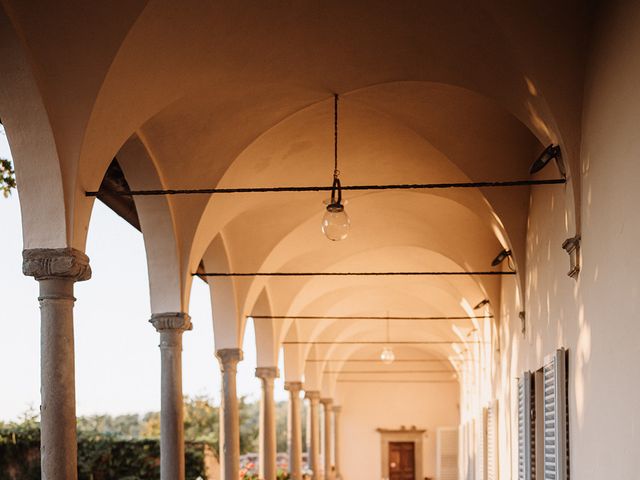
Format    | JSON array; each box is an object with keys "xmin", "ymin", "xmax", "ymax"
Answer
[{"xmin": 389, "ymin": 441, "xmax": 415, "ymax": 480}]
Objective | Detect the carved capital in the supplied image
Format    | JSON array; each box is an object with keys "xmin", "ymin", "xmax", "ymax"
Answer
[
  {"xmin": 149, "ymin": 312, "xmax": 192, "ymax": 332},
  {"xmin": 332, "ymin": 405, "xmax": 342, "ymax": 414},
  {"xmin": 23, "ymin": 248, "xmax": 91, "ymax": 282},
  {"xmin": 284, "ymin": 381, "xmax": 303, "ymax": 392},
  {"xmin": 320, "ymin": 398, "xmax": 333, "ymax": 408},
  {"xmin": 255, "ymin": 366, "xmax": 279, "ymax": 379},
  {"xmin": 216, "ymin": 348, "xmax": 243, "ymax": 370},
  {"xmin": 304, "ymin": 390, "xmax": 321, "ymax": 401}
]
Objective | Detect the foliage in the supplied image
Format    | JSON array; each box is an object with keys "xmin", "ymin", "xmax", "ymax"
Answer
[
  {"xmin": 0, "ymin": 427, "xmax": 210, "ymax": 480},
  {"xmin": 242, "ymin": 471, "xmax": 290, "ymax": 480},
  {"xmin": 239, "ymin": 397, "xmax": 259, "ymax": 454},
  {"xmin": 77, "ymin": 413, "xmax": 146, "ymax": 439},
  {"xmin": 0, "ymin": 394, "xmax": 293, "ymax": 478},
  {"xmin": 0, "ymin": 158, "xmax": 15, "ymax": 197},
  {"xmin": 75, "ymin": 395, "xmax": 266, "ymax": 456},
  {"xmin": 184, "ymin": 395, "xmax": 219, "ymax": 448}
]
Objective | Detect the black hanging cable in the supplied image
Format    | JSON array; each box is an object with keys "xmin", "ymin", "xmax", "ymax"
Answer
[
  {"xmin": 336, "ymin": 380, "xmax": 457, "ymax": 384},
  {"xmin": 307, "ymin": 358, "xmax": 457, "ymax": 362},
  {"xmin": 196, "ymin": 270, "xmax": 515, "ymax": 277},
  {"xmin": 86, "ymin": 178, "xmax": 565, "ymax": 197},
  {"xmin": 323, "ymin": 370, "xmax": 454, "ymax": 374},
  {"xmin": 250, "ymin": 315, "xmax": 491, "ymax": 320},
  {"xmin": 282, "ymin": 340, "xmax": 484, "ymax": 345},
  {"xmin": 334, "ymin": 93, "xmax": 339, "ymax": 177}
]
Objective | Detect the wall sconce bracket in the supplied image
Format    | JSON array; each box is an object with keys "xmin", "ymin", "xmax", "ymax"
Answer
[{"xmin": 562, "ymin": 235, "xmax": 581, "ymax": 280}]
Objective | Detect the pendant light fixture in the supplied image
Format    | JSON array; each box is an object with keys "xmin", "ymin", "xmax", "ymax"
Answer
[
  {"xmin": 321, "ymin": 94, "xmax": 351, "ymax": 241},
  {"xmin": 380, "ymin": 315, "xmax": 395, "ymax": 364}
]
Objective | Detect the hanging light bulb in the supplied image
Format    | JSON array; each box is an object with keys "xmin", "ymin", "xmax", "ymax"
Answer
[
  {"xmin": 380, "ymin": 346, "xmax": 396, "ymax": 364},
  {"xmin": 322, "ymin": 94, "xmax": 350, "ymax": 241},
  {"xmin": 322, "ymin": 177, "xmax": 350, "ymax": 241},
  {"xmin": 379, "ymin": 315, "xmax": 395, "ymax": 364}
]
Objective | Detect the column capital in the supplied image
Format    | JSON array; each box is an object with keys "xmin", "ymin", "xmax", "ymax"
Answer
[
  {"xmin": 320, "ymin": 397, "xmax": 333, "ymax": 407},
  {"xmin": 216, "ymin": 348, "xmax": 243, "ymax": 370},
  {"xmin": 255, "ymin": 366, "xmax": 279, "ymax": 379},
  {"xmin": 304, "ymin": 390, "xmax": 321, "ymax": 401},
  {"xmin": 332, "ymin": 405, "xmax": 342, "ymax": 414},
  {"xmin": 150, "ymin": 312, "xmax": 192, "ymax": 332},
  {"xmin": 284, "ymin": 381, "xmax": 303, "ymax": 392},
  {"xmin": 23, "ymin": 248, "xmax": 91, "ymax": 281}
]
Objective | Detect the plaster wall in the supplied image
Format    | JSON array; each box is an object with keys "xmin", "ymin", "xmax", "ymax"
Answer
[
  {"xmin": 336, "ymin": 381, "xmax": 459, "ymax": 480},
  {"xmin": 466, "ymin": 2, "xmax": 640, "ymax": 479}
]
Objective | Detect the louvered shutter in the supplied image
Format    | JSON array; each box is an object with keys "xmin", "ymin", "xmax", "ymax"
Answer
[
  {"xmin": 518, "ymin": 372, "xmax": 534, "ymax": 480},
  {"xmin": 436, "ymin": 427, "xmax": 459, "ymax": 480},
  {"xmin": 470, "ymin": 419, "xmax": 477, "ymax": 480},
  {"xmin": 486, "ymin": 400, "xmax": 499, "ymax": 480},
  {"xmin": 459, "ymin": 421, "xmax": 470, "ymax": 480},
  {"xmin": 476, "ymin": 411, "xmax": 486, "ymax": 480},
  {"xmin": 542, "ymin": 348, "xmax": 568, "ymax": 480}
]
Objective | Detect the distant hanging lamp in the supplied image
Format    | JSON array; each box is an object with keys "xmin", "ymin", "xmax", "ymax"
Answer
[
  {"xmin": 321, "ymin": 94, "xmax": 351, "ymax": 241},
  {"xmin": 380, "ymin": 315, "xmax": 395, "ymax": 364}
]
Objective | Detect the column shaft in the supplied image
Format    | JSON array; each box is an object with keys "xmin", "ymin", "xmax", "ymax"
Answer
[
  {"xmin": 40, "ymin": 278, "xmax": 78, "ymax": 480},
  {"xmin": 217, "ymin": 349, "xmax": 243, "ymax": 480},
  {"xmin": 321, "ymin": 399, "xmax": 333, "ymax": 479},
  {"xmin": 23, "ymin": 248, "xmax": 91, "ymax": 480},
  {"xmin": 256, "ymin": 367, "xmax": 278, "ymax": 480},
  {"xmin": 285, "ymin": 382, "xmax": 303, "ymax": 480},
  {"xmin": 151, "ymin": 313, "xmax": 192, "ymax": 480},
  {"xmin": 332, "ymin": 406, "xmax": 342, "ymax": 479},
  {"xmin": 305, "ymin": 391, "xmax": 321, "ymax": 480}
]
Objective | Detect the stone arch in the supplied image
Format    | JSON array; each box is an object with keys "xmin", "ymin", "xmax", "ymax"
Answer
[
  {"xmin": 202, "ymin": 234, "xmax": 243, "ymax": 350},
  {"xmin": 116, "ymin": 134, "xmax": 185, "ymax": 312},
  {"xmin": 251, "ymin": 288, "xmax": 280, "ymax": 368},
  {"xmin": 0, "ymin": 9, "xmax": 69, "ymax": 249}
]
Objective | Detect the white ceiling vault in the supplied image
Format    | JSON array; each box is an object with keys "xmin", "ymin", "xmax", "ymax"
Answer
[{"xmin": 0, "ymin": 0, "xmax": 591, "ymax": 391}]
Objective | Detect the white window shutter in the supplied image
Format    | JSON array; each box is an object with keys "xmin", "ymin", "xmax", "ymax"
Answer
[
  {"xmin": 518, "ymin": 372, "xmax": 534, "ymax": 480},
  {"xmin": 477, "ymin": 411, "xmax": 487, "ymax": 480},
  {"xmin": 436, "ymin": 426, "xmax": 459, "ymax": 480},
  {"xmin": 470, "ymin": 419, "xmax": 477, "ymax": 480},
  {"xmin": 543, "ymin": 348, "xmax": 569, "ymax": 480},
  {"xmin": 486, "ymin": 400, "xmax": 499, "ymax": 480}
]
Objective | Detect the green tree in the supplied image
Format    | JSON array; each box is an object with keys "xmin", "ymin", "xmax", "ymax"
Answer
[
  {"xmin": 239, "ymin": 396, "xmax": 259, "ymax": 454},
  {"xmin": 140, "ymin": 411, "xmax": 160, "ymax": 438},
  {"xmin": 276, "ymin": 401, "xmax": 288, "ymax": 453},
  {"xmin": 0, "ymin": 158, "xmax": 15, "ymax": 197},
  {"xmin": 184, "ymin": 395, "xmax": 219, "ymax": 449},
  {"xmin": 77, "ymin": 414, "xmax": 144, "ymax": 438}
]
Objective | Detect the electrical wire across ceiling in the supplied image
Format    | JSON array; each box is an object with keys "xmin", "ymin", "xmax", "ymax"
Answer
[
  {"xmin": 282, "ymin": 340, "xmax": 484, "ymax": 345},
  {"xmin": 196, "ymin": 270, "xmax": 515, "ymax": 277},
  {"xmin": 306, "ymin": 358, "xmax": 455, "ymax": 363},
  {"xmin": 249, "ymin": 315, "xmax": 492, "ymax": 320},
  {"xmin": 86, "ymin": 178, "xmax": 565, "ymax": 197}
]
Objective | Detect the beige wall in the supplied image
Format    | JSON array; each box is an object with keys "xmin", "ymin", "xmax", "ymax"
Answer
[
  {"xmin": 461, "ymin": 2, "xmax": 640, "ymax": 479},
  {"xmin": 336, "ymin": 381, "xmax": 459, "ymax": 480}
]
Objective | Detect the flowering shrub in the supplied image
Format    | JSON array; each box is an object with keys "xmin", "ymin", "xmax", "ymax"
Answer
[{"xmin": 240, "ymin": 471, "xmax": 290, "ymax": 480}]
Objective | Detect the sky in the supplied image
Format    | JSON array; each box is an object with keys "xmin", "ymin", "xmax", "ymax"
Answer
[{"xmin": 0, "ymin": 128, "xmax": 286, "ymax": 422}]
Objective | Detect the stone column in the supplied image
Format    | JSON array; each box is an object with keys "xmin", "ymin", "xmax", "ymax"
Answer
[
  {"xmin": 22, "ymin": 248, "xmax": 91, "ymax": 480},
  {"xmin": 332, "ymin": 406, "xmax": 342, "ymax": 479},
  {"xmin": 320, "ymin": 398, "xmax": 334, "ymax": 479},
  {"xmin": 304, "ymin": 391, "xmax": 321, "ymax": 479},
  {"xmin": 149, "ymin": 312, "xmax": 192, "ymax": 480},
  {"xmin": 256, "ymin": 367, "xmax": 279, "ymax": 480},
  {"xmin": 216, "ymin": 348, "xmax": 243, "ymax": 480},
  {"xmin": 285, "ymin": 381, "xmax": 303, "ymax": 480}
]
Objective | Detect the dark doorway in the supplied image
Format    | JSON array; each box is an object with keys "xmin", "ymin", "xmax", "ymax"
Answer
[{"xmin": 389, "ymin": 441, "xmax": 415, "ymax": 480}]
